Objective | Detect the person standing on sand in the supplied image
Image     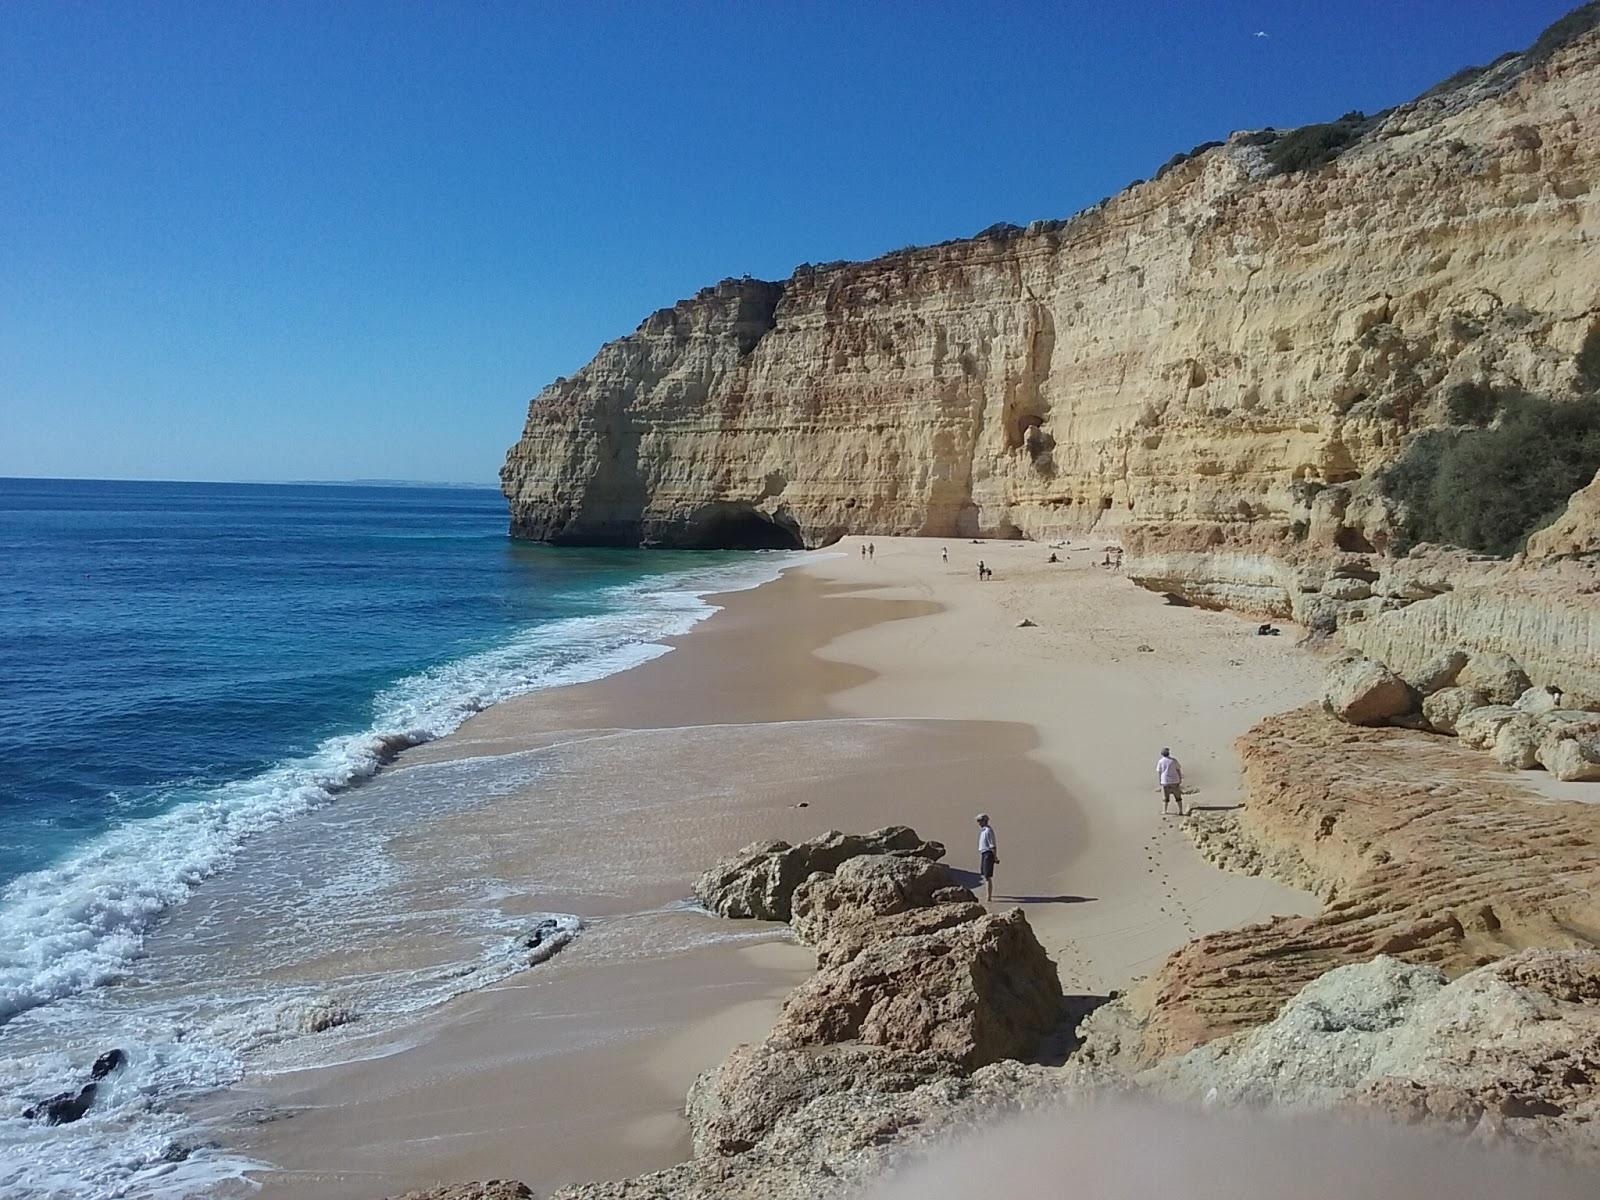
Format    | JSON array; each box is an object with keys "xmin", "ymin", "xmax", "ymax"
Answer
[
  {"xmin": 976, "ymin": 560, "xmax": 986, "ymax": 580},
  {"xmin": 860, "ymin": 544, "xmax": 867, "ymax": 559},
  {"xmin": 868, "ymin": 542, "xmax": 875, "ymax": 559},
  {"xmin": 975, "ymin": 813, "xmax": 998, "ymax": 902},
  {"xmin": 942, "ymin": 547, "xmax": 948, "ymax": 563},
  {"xmin": 1157, "ymin": 747, "xmax": 1184, "ymax": 816}
]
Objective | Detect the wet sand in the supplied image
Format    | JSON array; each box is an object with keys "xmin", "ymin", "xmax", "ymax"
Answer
[{"xmin": 234, "ymin": 537, "xmax": 1319, "ymax": 1197}]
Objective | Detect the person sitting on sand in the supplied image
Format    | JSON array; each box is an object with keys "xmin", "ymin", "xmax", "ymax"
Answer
[
  {"xmin": 1157, "ymin": 747, "xmax": 1184, "ymax": 816},
  {"xmin": 975, "ymin": 813, "xmax": 998, "ymax": 902}
]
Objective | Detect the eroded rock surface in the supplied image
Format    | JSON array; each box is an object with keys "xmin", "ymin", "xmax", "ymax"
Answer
[
  {"xmin": 693, "ymin": 827, "xmax": 942, "ymax": 921},
  {"xmin": 1322, "ymin": 656, "xmax": 1414, "ymax": 726},
  {"xmin": 1141, "ymin": 950, "xmax": 1600, "ymax": 1161},
  {"xmin": 554, "ymin": 834, "xmax": 1066, "ymax": 1199},
  {"xmin": 1088, "ymin": 707, "xmax": 1600, "ymax": 1068}
]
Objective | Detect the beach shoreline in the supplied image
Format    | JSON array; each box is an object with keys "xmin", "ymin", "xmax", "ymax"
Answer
[{"xmin": 226, "ymin": 535, "xmax": 1321, "ymax": 1198}]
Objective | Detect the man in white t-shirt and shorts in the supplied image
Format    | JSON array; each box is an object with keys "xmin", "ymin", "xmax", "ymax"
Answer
[
  {"xmin": 1157, "ymin": 748, "xmax": 1184, "ymax": 816},
  {"xmin": 975, "ymin": 813, "xmax": 998, "ymax": 902}
]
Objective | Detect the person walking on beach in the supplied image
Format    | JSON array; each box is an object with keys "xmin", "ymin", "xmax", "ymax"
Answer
[
  {"xmin": 975, "ymin": 813, "xmax": 998, "ymax": 902},
  {"xmin": 868, "ymin": 542, "xmax": 875, "ymax": 559},
  {"xmin": 976, "ymin": 560, "xmax": 986, "ymax": 580},
  {"xmin": 942, "ymin": 547, "xmax": 948, "ymax": 564},
  {"xmin": 1157, "ymin": 747, "xmax": 1184, "ymax": 816},
  {"xmin": 860, "ymin": 544, "xmax": 867, "ymax": 559}
]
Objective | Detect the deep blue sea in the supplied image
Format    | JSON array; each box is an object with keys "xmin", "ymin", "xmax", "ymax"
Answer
[{"xmin": 0, "ymin": 478, "xmax": 794, "ymax": 1197}]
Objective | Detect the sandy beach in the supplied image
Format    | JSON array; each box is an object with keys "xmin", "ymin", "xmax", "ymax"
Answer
[{"xmin": 232, "ymin": 536, "xmax": 1320, "ymax": 1197}]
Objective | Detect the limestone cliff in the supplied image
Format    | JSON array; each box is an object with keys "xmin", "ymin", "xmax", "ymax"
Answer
[{"xmin": 504, "ymin": 16, "xmax": 1600, "ymax": 559}]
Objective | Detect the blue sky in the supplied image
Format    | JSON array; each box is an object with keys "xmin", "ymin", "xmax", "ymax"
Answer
[{"xmin": 1, "ymin": 1, "xmax": 1578, "ymax": 485}]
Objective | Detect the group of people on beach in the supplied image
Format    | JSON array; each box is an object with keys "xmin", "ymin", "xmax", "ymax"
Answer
[{"xmin": 857, "ymin": 540, "xmax": 1186, "ymax": 901}]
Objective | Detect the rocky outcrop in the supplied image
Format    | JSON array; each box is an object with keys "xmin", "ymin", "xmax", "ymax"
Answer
[
  {"xmin": 504, "ymin": 19, "xmax": 1600, "ymax": 576},
  {"xmin": 773, "ymin": 904, "xmax": 1063, "ymax": 1068},
  {"xmin": 1528, "ymin": 467, "xmax": 1600, "ymax": 558},
  {"xmin": 549, "ymin": 836, "xmax": 1067, "ymax": 1199},
  {"xmin": 1139, "ymin": 950, "xmax": 1600, "ymax": 1162},
  {"xmin": 1316, "ymin": 638, "xmax": 1600, "ymax": 781},
  {"xmin": 1084, "ymin": 706, "xmax": 1600, "ymax": 1069},
  {"xmin": 693, "ymin": 827, "xmax": 943, "ymax": 921},
  {"xmin": 1321, "ymin": 656, "xmax": 1414, "ymax": 725}
]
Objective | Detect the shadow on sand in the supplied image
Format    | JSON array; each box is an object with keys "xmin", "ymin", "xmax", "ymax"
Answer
[{"xmin": 1000, "ymin": 894, "xmax": 1097, "ymax": 905}]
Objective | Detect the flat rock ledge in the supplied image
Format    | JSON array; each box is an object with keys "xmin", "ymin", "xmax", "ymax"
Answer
[{"xmin": 1086, "ymin": 706, "xmax": 1600, "ymax": 1070}]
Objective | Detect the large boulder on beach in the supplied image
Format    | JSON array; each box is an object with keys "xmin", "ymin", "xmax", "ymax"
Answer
[
  {"xmin": 1491, "ymin": 716, "xmax": 1542, "ymax": 770},
  {"xmin": 1539, "ymin": 723, "xmax": 1600, "ymax": 782},
  {"xmin": 1402, "ymin": 649, "xmax": 1468, "ymax": 697},
  {"xmin": 686, "ymin": 1042, "xmax": 962, "ymax": 1157},
  {"xmin": 771, "ymin": 907, "xmax": 1063, "ymax": 1067},
  {"xmin": 1458, "ymin": 652, "xmax": 1532, "ymax": 706},
  {"xmin": 1421, "ymin": 686, "xmax": 1487, "ymax": 735},
  {"xmin": 1323, "ymin": 657, "xmax": 1414, "ymax": 726},
  {"xmin": 694, "ymin": 826, "xmax": 944, "ymax": 921},
  {"xmin": 790, "ymin": 853, "xmax": 973, "ymax": 953},
  {"xmin": 1456, "ymin": 704, "xmax": 1521, "ymax": 751}
]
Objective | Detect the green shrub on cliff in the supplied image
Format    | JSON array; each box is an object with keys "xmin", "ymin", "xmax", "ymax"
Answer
[
  {"xmin": 1265, "ymin": 111, "xmax": 1374, "ymax": 175},
  {"xmin": 1383, "ymin": 393, "xmax": 1600, "ymax": 556},
  {"xmin": 1526, "ymin": 1, "xmax": 1600, "ymax": 65}
]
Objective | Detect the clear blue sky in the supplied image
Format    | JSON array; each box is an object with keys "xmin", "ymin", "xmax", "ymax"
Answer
[{"xmin": 1, "ymin": 2, "xmax": 1578, "ymax": 485}]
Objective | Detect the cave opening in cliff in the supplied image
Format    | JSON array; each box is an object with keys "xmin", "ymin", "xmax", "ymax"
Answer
[{"xmin": 684, "ymin": 503, "xmax": 805, "ymax": 551}]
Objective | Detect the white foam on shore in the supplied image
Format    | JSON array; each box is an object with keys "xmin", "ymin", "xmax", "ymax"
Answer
[
  {"xmin": 0, "ymin": 552, "xmax": 798, "ymax": 1028},
  {"xmin": 0, "ymin": 551, "xmax": 802, "ymax": 1200}
]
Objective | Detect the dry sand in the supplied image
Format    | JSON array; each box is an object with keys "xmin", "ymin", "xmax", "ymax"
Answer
[{"xmin": 235, "ymin": 536, "xmax": 1319, "ymax": 1197}]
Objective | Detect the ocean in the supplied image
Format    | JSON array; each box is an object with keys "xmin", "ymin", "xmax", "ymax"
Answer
[{"xmin": 0, "ymin": 478, "xmax": 795, "ymax": 1198}]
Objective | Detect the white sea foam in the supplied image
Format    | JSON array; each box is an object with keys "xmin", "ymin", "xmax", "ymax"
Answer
[
  {"xmin": 0, "ymin": 551, "xmax": 802, "ymax": 1199},
  {"xmin": 0, "ymin": 553, "xmax": 797, "ymax": 1027}
]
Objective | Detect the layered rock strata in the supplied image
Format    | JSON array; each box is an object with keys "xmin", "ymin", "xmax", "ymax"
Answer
[
  {"xmin": 1083, "ymin": 706, "xmax": 1600, "ymax": 1070},
  {"xmin": 504, "ymin": 22, "xmax": 1600, "ymax": 574}
]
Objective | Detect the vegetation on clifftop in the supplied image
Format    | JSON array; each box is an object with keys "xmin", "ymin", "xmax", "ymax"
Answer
[{"xmin": 1381, "ymin": 390, "xmax": 1600, "ymax": 557}]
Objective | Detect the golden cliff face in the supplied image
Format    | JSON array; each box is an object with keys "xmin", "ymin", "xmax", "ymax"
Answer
[{"xmin": 503, "ymin": 29, "xmax": 1600, "ymax": 558}]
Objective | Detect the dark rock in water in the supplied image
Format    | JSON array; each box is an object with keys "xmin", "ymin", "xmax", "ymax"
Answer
[
  {"xmin": 519, "ymin": 918, "xmax": 577, "ymax": 965},
  {"xmin": 161, "ymin": 1143, "xmax": 192, "ymax": 1163},
  {"xmin": 23, "ymin": 1048, "xmax": 128, "ymax": 1124},
  {"xmin": 24, "ymin": 1084, "xmax": 98, "ymax": 1125},
  {"xmin": 91, "ymin": 1049, "xmax": 127, "ymax": 1080}
]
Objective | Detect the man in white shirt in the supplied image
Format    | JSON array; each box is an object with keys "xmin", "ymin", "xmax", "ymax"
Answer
[
  {"xmin": 1157, "ymin": 748, "xmax": 1184, "ymax": 815},
  {"xmin": 975, "ymin": 813, "xmax": 998, "ymax": 902}
]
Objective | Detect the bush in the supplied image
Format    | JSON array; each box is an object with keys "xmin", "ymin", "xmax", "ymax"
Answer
[
  {"xmin": 1443, "ymin": 380, "xmax": 1502, "ymax": 425},
  {"xmin": 1155, "ymin": 139, "xmax": 1226, "ymax": 180},
  {"xmin": 1265, "ymin": 112, "xmax": 1375, "ymax": 175},
  {"xmin": 1526, "ymin": 2, "xmax": 1600, "ymax": 65},
  {"xmin": 1382, "ymin": 394, "xmax": 1600, "ymax": 555}
]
